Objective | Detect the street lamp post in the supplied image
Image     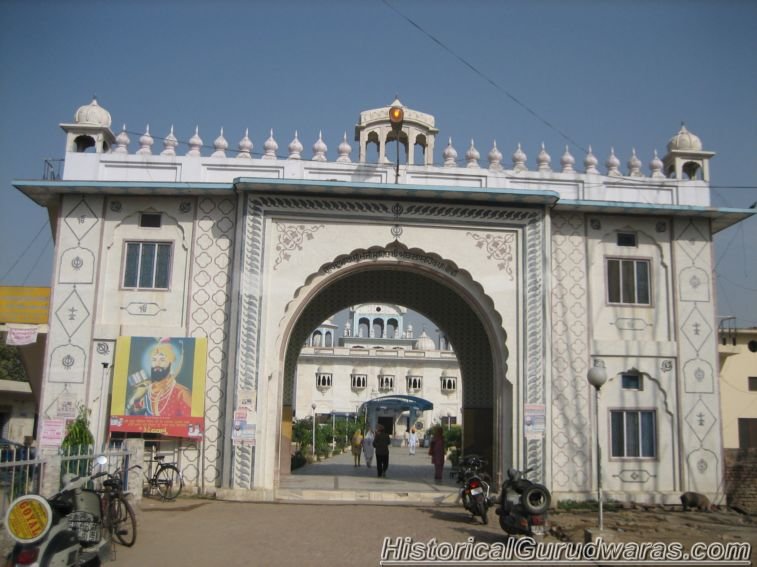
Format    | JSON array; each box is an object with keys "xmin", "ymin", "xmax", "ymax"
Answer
[
  {"xmin": 446, "ymin": 410, "xmax": 452, "ymax": 430},
  {"xmin": 587, "ymin": 365, "xmax": 608, "ymax": 532},
  {"xmin": 311, "ymin": 403, "xmax": 317, "ymax": 457}
]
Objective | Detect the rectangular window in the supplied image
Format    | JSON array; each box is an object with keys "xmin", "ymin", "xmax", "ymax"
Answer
[
  {"xmin": 607, "ymin": 258, "xmax": 651, "ymax": 305},
  {"xmin": 610, "ymin": 409, "xmax": 656, "ymax": 458},
  {"xmin": 123, "ymin": 242, "xmax": 172, "ymax": 289},
  {"xmin": 748, "ymin": 377, "xmax": 757, "ymax": 391},
  {"xmin": 621, "ymin": 373, "xmax": 643, "ymax": 390},
  {"xmin": 139, "ymin": 213, "xmax": 162, "ymax": 228},
  {"xmin": 616, "ymin": 232, "xmax": 637, "ymax": 247}
]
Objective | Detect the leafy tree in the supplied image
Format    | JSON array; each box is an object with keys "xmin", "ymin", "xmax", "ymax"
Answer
[
  {"xmin": 0, "ymin": 343, "xmax": 28, "ymax": 381},
  {"xmin": 61, "ymin": 404, "xmax": 94, "ymax": 448}
]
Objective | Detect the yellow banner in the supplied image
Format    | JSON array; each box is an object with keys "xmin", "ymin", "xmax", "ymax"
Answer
[{"xmin": 0, "ymin": 287, "xmax": 50, "ymax": 324}]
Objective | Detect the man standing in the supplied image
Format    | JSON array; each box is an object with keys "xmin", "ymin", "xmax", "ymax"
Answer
[
  {"xmin": 408, "ymin": 428, "xmax": 418, "ymax": 455},
  {"xmin": 372, "ymin": 424, "xmax": 391, "ymax": 478}
]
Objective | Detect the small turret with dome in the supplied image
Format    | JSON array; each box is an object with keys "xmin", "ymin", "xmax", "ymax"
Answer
[
  {"xmin": 662, "ymin": 123, "xmax": 715, "ymax": 181},
  {"xmin": 354, "ymin": 97, "xmax": 438, "ymax": 166},
  {"xmin": 414, "ymin": 330, "xmax": 436, "ymax": 351},
  {"xmin": 60, "ymin": 97, "xmax": 115, "ymax": 153}
]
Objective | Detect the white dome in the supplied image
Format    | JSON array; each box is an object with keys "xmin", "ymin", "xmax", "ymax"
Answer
[
  {"xmin": 667, "ymin": 124, "xmax": 703, "ymax": 152},
  {"xmin": 74, "ymin": 97, "xmax": 111, "ymax": 127},
  {"xmin": 414, "ymin": 330, "xmax": 436, "ymax": 351}
]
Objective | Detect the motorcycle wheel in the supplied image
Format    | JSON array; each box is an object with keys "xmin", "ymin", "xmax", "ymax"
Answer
[
  {"xmin": 520, "ymin": 484, "xmax": 550, "ymax": 515},
  {"xmin": 474, "ymin": 496, "xmax": 489, "ymax": 525}
]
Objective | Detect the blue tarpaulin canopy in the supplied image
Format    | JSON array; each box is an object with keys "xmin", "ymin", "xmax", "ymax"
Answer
[{"xmin": 359, "ymin": 395, "xmax": 433, "ymax": 431}]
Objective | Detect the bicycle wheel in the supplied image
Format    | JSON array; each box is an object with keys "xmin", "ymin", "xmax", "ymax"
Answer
[
  {"xmin": 112, "ymin": 496, "xmax": 137, "ymax": 547},
  {"xmin": 155, "ymin": 464, "xmax": 182, "ymax": 500}
]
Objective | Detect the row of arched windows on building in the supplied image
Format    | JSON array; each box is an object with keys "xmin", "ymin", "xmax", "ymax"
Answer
[{"xmin": 314, "ymin": 372, "xmax": 457, "ymax": 393}]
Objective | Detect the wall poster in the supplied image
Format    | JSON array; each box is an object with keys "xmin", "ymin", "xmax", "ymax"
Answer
[{"xmin": 109, "ymin": 336, "xmax": 207, "ymax": 438}]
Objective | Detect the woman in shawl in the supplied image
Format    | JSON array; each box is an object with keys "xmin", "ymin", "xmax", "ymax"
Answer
[
  {"xmin": 362, "ymin": 428, "xmax": 375, "ymax": 468},
  {"xmin": 429, "ymin": 425, "xmax": 445, "ymax": 481},
  {"xmin": 351, "ymin": 429, "xmax": 364, "ymax": 467}
]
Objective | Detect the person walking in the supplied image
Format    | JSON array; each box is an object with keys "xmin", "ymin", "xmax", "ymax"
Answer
[
  {"xmin": 362, "ymin": 428, "xmax": 375, "ymax": 468},
  {"xmin": 372, "ymin": 424, "xmax": 391, "ymax": 478},
  {"xmin": 408, "ymin": 428, "xmax": 418, "ymax": 455},
  {"xmin": 351, "ymin": 429, "xmax": 364, "ymax": 467},
  {"xmin": 429, "ymin": 426, "xmax": 445, "ymax": 481}
]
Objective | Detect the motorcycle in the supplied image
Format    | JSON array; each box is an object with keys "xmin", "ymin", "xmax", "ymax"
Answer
[
  {"xmin": 495, "ymin": 466, "xmax": 551, "ymax": 537},
  {"xmin": 455, "ymin": 454, "xmax": 495, "ymax": 524},
  {"xmin": 4, "ymin": 455, "xmax": 111, "ymax": 566}
]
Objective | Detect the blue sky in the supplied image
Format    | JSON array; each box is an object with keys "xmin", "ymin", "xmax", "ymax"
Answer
[{"xmin": 1, "ymin": 0, "xmax": 755, "ymax": 327}]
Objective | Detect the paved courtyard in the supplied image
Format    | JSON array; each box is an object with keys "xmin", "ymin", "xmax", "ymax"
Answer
[{"xmin": 3, "ymin": 451, "xmax": 755, "ymax": 566}]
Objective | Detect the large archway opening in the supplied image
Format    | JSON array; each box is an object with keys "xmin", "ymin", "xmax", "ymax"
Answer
[{"xmin": 277, "ymin": 264, "xmax": 512, "ymax": 489}]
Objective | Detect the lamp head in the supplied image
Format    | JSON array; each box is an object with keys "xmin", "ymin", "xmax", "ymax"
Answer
[
  {"xmin": 389, "ymin": 105, "xmax": 404, "ymax": 131},
  {"xmin": 587, "ymin": 366, "xmax": 608, "ymax": 390}
]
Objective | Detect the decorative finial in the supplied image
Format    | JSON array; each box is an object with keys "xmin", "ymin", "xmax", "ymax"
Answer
[
  {"xmin": 443, "ymin": 137, "xmax": 457, "ymax": 167},
  {"xmin": 187, "ymin": 126, "xmax": 203, "ymax": 157},
  {"xmin": 312, "ymin": 130, "xmax": 328, "ymax": 162},
  {"xmin": 263, "ymin": 129, "xmax": 278, "ymax": 159},
  {"xmin": 287, "ymin": 130, "xmax": 303, "ymax": 160},
  {"xmin": 512, "ymin": 143, "xmax": 528, "ymax": 172},
  {"xmin": 237, "ymin": 128, "xmax": 253, "ymax": 159},
  {"xmin": 488, "ymin": 140, "xmax": 503, "ymax": 172},
  {"xmin": 537, "ymin": 142, "xmax": 552, "ymax": 172},
  {"xmin": 560, "ymin": 145, "xmax": 575, "ymax": 172},
  {"xmin": 465, "ymin": 139, "xmax": 480, "ymax": 168},
  {"xmin": 336, "ymin": 131, "xmax": 352, "ymax": 163},
  {"xmin": 161, "ymin": 125, "xmax": 178, "ymax": 156}
]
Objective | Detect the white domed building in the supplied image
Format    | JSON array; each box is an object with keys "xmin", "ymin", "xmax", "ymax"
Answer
[{"xmin": 295, "ymin": 304, "xmax": 461, "ymax": 437}]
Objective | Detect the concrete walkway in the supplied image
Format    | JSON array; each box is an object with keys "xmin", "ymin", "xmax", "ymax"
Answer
[{"xmin": 277, "ymin": 446, "xmax": 462, "ymax": 504}]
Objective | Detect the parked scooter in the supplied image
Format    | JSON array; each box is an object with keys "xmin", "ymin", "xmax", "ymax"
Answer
[
  {"xmin": 495, "ymin": 467, "xmax": 551, "ymax": 537},
  {"xmin": 455, "ymin": 454, "xmax": 495, "ymax": 524},
  {"xmin": 3, "ymin": 455, "xmax": 111, "ymax": 566}
]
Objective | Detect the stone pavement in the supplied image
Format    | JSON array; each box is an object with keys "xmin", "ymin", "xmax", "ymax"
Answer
[{"xmin": 275, "ymin": 445, "xmax": 461, "ymax": 504}]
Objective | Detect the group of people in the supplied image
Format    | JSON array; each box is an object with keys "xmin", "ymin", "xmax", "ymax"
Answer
[
  {"xmin": 350, "ymin": 425, "xmax": 390, "ymax": 477},
  {"xmin": 350, "ymin": 425, "xmax": 446, "ymax": 481}
]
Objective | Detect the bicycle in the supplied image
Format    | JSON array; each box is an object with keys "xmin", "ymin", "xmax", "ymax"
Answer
[
  {"xmin": 142, "ymin": 455, "xmax": 183, "ymax": 501},
  {"xmin": 99, "ymin": 466, "xmax": 138, "ymax": 547}
]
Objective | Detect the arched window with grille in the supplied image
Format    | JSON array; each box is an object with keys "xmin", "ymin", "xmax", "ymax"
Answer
[
  {"xmin": 351, "ymin": 373, "xmax": 367, "ymax": 390},
  {"xmin": 406, "ymin": 375, "xmax": 422, "ymax": 393},
  {"xmin": 316, "ymin": 372, "xmax": 332, "ymax": 390},
  {"xmin": 378, "ymin": 374, "xmax": 394, "ymax": 391},
  {"xmin": 441, "ymin": 375, "xmax": 457, "ymax": 393}
]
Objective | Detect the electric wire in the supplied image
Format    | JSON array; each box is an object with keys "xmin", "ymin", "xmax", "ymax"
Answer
[
  {"xmin": 0, "ymin": 220, "xmax": 48, "ymax": 283},
  {"xmin": 379, "ymin": 0, "xmax": 585, "ymax": 153},
  {"xmin": 21, "ymin": 235, "xmax": 51, "ymax": 285}
]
